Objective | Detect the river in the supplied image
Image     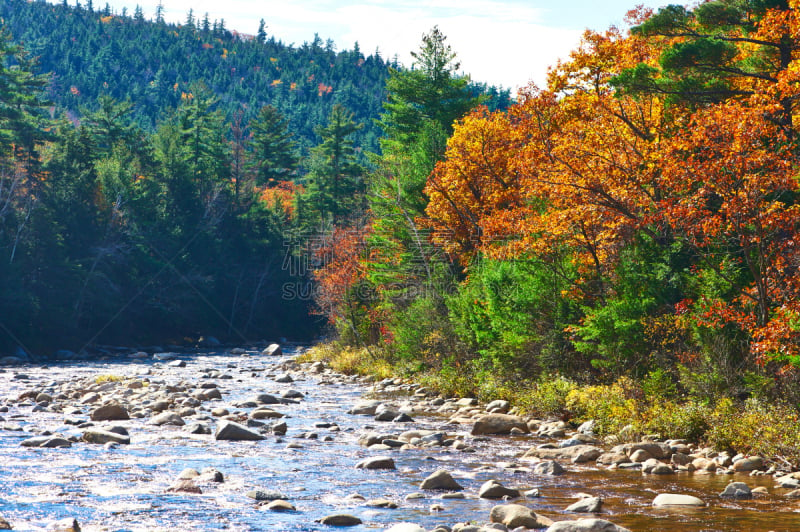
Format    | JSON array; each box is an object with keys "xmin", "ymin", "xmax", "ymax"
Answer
[{"xmin": 0, "ymin": 346, "xmax": 797, "ymax": 531}]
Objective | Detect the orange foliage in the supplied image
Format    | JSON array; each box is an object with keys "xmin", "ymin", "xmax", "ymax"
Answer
[{"xmin": 258, "ymin": 181, "xmax": 302, "ymax": 217}]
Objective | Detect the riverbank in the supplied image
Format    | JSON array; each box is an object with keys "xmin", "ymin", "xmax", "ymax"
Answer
[{"xmin": 1, "ymin": 345, "xmax": 799, "ymax": 531}]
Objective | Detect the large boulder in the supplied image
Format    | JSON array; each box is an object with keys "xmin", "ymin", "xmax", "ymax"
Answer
[
  {"xmin": 652, "ymin": 493, "xmax": 705, "ymax": 507},
  {"xmin": 471, "ymin": 414, "xmax": 529, "ymax": 435},
  {"xmin": 523, "ymin": 445, "xmax": 603, "ymax": 463},
  {"xmin": 565, "ymin": 497, "xmax": 603, "ymax": 513},
  {"xmin": 149, "ymin": 412, "xmax": 185, "ymax": 426},
  {"xmin": 90, "ymin": 403, "xmax": 129, "ymax": 421},
  {"xmin": 490, "ymin": 503, "xmax": 552, "ymax": 529},
  {"xmin": 262, "ymin": 344, "xmax": 282, "ymax": 356},
  {"xmin": 479, "ymin": 479, "xmax": 521, "ymax": 499},
  {"xmin": 355, "ymin": 456, "xmax": 396, "ymax": 470},
  {"xmin": 533, "ymin": 460, "xmax": 566, "ymax": 476},
  {"xmin": 720, "ymin": 482, "xmax": 752, "ymax": 499},
  {"xmin": 316, "ymin": 514, "xmax": 362, "ymax": 526},
  {"xmin": 546, "ymin": 519, "xmax": 631, "ymax": 532},
  {"xmin": 215, "ymin": 420, "xmax": 265, "ymax": 441},
  {"xmin": 420, "ymin": 469, "xmax": 463, "ymax": 491},
  {"xmin": 732, "ymin": 456, "xmax": 764, "ymax": 472},
  {"xmin": 82, "ymin": 429, "xmax": 130, "ymax": 445}
]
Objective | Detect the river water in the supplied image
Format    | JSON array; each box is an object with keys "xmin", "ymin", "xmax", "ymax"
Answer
[{"xmin": 0, "ymin": 347, "xmax": 798, "ymax": 531}]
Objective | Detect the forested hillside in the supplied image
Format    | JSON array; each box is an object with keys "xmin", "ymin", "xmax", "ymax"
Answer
[{"xmin": 0, "ymin": 0, "xmax": 510, "ymax": 152}]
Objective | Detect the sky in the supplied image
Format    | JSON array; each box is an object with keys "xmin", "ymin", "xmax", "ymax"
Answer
[{"xmin": 86, "ymin": 0, "xmax": 672, "ymax": 91}]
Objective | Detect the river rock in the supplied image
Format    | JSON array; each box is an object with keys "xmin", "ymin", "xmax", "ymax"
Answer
[
  {"xmin": 420, "ymin": 469, "xmax": 463, "ymax": 490},
  {"xmin": 82, "ymin": 429, "xmax": 130, "ymax": 445},
  {"xmin": 365, "ymin": 498, "xmax": 398, "ymax": 508},
  {"xmin": 732, "ymin": 456, "xmax": 764, "ymax": 472},
  {"xmin": 149, "ymin": 412, "xmax": 185, "ymax": 426},
  {"xmin": 546, "ymin": 518, "xmax": 631, "ymax": 532},
  {"xmin": 479, "ymin": 479, "xmax": 521, "ymax": 499},
  {"xmin": 489, "ymin": 503, "xmax": 552, "ymax": 529},
  {"xmin": 0, "ymin": 516, "xmax": 10, "ymax": 529},
  {"xmin": 652, "ymin": 493, "xmax": 705, "ymax": 507},
  {"xmin": 356, "ymin": 456, "xmax": 396, "ymax": 470},
  {"xmin": 720, "ymin": 481, "xmax": 752, "ymax": 498},
  {"xmin": 90, "ymin": 403, "xmax": 129, "ymax": 421},
  {"xmin": 20, "ymin": 436, "xmax": 72, "ymax": 448},
  {"xmin": 262, "ymin": 344, "xmax": 282, "ymax": 356},
  {"xmin": 641, "ymin": 459, "xmax": 673, "ymax": 475},
  {"xmin": 46, "ymin": 518, "xmax": 81, "ymax": 532},
  {"xmin": 252, "ymin": 393, "xmax": 280, "ymax": 404},
  {"xmin": 565, "ymin": 496, "xmax": 603, "ymax": 513},
  {"xmin": 486, "ymin": 399, "xmax": 511, "ymax": 413},
  {"xmin": 533, "ymin": 460, "xmax": 565, "ymax": 476},
  {"xmin": 629, "ymin": 449, "xmax": 652, "ymax": 463},
  {"xmin": 620, "ymin": 442, "xmax": 671, "ymax": 460},
  {"xmin": 166, "ymin": 479, "xmax": 201, "ymax": 494},
  {"xmin": 215, "ymin": 420, "xmax": 265, "ymax": 441},
  {"xmin": 317, "ymin": 514, "xmax": 362, "ymax": 526},
  {"xmin": 250, "ymin": 408, "xmax": 284, "ymax": 419},
  {"xmin": 523, "ymin": 445, "xmax": 602, "ymax": 463},
  {"xmin": 262, "ymin": 499, "xmax": 295, "ymax": 511},
  {"xmin": 247, "ymin": 489, "xmax": 287, "ymax": 501},
  {"xmin": 596, "ymin": 451, "xmax": 629, "ymax": 465},
  {"xmin": 776, "ymin": 475, "xmax": 800, "ymax": 489},
  {"xmin": 471, "ymin": 414, "xmax": 529, "ymax": 435}
]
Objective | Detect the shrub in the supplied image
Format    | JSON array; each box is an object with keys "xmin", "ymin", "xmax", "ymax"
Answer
[{"xmin": 565, "ymin": 377, "xmax": 639, "ymax": 435}]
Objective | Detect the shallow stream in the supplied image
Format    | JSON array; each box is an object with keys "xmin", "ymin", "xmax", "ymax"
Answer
[{"xmin": 0, "ymin": 347, "xmax": 798, "ymax": 531}]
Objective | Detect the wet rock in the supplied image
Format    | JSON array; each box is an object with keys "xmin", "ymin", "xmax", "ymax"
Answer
[
  {"xmin": 262, "ymin": 344, "xmax": 282, "ymax": 356},
  {"xmin": 489, "ymin": 503, "xmax": 552, "ymax": 529},
  {"xmin": 20, "ymin": 436, "xmax": 71, "ymax": 448},
  {"xmin": 149, "ymin": 412, "xmax": 185, "ymax": 426},
  {"xmin": 479, "ymin": 479, "xmax": 521, "ymax": 499},
  {"xmin": 596, "ymin": 451, "xmax": 629, "ymax": 466},
  {"xmin": 250, "ymin": 408, "xmax": 284, "ymax": 420},
  {"xmin": 565, "ymin": 496, "xmax": 603, "ymax": 513},
  {"xmin": 247, "ymin": 489, "xmax": 287, "ymax": 501},
  {"xmin": 166, "ymin": 479, "xmax": 202, "ymax": 494},
  {"xmin": 641, "ymin": 459, "xmax": 673, "ymax": 475},
  {"xmin": 546, "ymin": 518, "xmax": 631, "ymax": 531},
  {"xmin": 90, "ymin": 403, "xmax": 129, "ymax": 421},
  {"xmin": 282, "ymin": 389, "xmax": 304, "ymax": 400},
  {"xmin": 262, "ymin": 499, "xmax": 295, "ymax": 511},
  {"xmin": 652, "ymin": 493, "xmax": 705, "ymax": 507},
  {"xmin": 253, "ymin": 393, "xmax": 280, "ymax": 405},
  {"xmin": 82, "ymin": 428, "xmax": 130, "ymax": 445},
  {"xmin": 166, "ymin": 359, "xmax": 186, "ymax": 368},
  {"xmin": 197, "ymin": 467, "xmax": 224, "ymax": 483},
  {"xmin": 776, "ymin": 474, "xmax": 800, "ymax": 489},
  {"xmin": 471, "ymin": 414, "xmax": 529, "ymax": 436},
  {"xmin": 272, "ymin": 421, "xmax": 287, "ymax": 435},
  {"xmin": 523, "ymin": 445, "xmax": 602, "ymax": 463},
  {"xmin": 365, "ymin": 498, "xmax": 398, "ymax": 508},
  {"xmin": 485, "ymin": 399, "xmax": 511, "ymax": 413},
  {"xmin": 393, "ymin": 413, "xmax": 415, "ymax": 422},
  {"xmin": 0, "ymin": 515, "xmax": 10, "ymax": 529},
  {"xmin": 732, "ymin": 456, "xmax": 764, "ymax": 472},
  {"xmin": 215, "ymin": 420, "xmax": 265, "ymax": 441},
  {"xmin": 620, "ymin": 442, "xmax": 671, "ymax": 460},
  {"xmin": 719, "ymin": 481, "xmax": 752, "ymax": 499},
  {"xmin": 533, "ymin": 460, "xmax": 565, "ymax": 476},
  {"xmin": 356, "ymin": 456, "xmax": 396, "ymax": 470},
  {"xmin": 350, "ymin": 400, "xmax": 383, "ymax": 415},
  {"xmin": 420, "ymin": 469, "xmax": 463, "ymax": 491},
  {"xmin": 46, "ymin": 518, "xmax": 81, "ymax": 532},
  {"xmin": 185, "ymin": 422, "xmax": 211, "ymax": 434},
  {"xmin": 317, "ymin": 514, "xmax": 362, "ymax": 526},
  {"xmin": 629, "ymin": 449, "xmax": 652, "ymax": 463}
]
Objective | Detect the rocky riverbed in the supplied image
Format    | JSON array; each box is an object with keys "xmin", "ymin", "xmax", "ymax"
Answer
[{"xmin": 0, "ymin": 346, "xmax": 799, "ymax": 531}]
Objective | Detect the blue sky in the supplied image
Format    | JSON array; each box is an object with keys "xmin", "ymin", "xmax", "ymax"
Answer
[{"xmin": 89, "ymin": 0, "xmax": 673, "ymax": 91}]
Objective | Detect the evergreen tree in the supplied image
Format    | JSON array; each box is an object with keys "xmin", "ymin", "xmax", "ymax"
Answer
[
  {"xmin": 247, "ymin": 104, "xmax": 298, "ymax": 186},
  {"xmin": 298, "ymin": 104, "xmax": 364, "ymax": 229}
]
